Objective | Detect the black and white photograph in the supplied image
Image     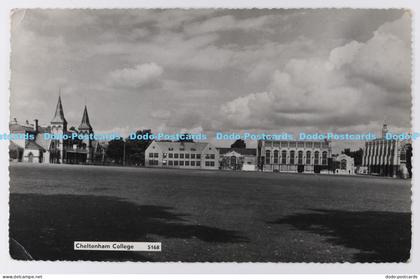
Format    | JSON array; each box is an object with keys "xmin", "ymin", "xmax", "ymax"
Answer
[{"xmin": 7, "ymin": 8, "xmax": 412, "ymax": 263}]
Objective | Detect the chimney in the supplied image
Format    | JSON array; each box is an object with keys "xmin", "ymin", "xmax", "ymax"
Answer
[{"xmin": 34, "ymin": 119, "xmax": 39, "ymax": 132}]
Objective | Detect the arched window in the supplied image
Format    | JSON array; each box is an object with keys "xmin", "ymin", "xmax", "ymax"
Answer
[
  {"xmin": 290, "ymin": 150, "xmax": 295, "ymax": 165},
  {"xmin": 281, "ymin": 150, "xmax": 287, "ymax": 164},
  {"xmin": 306, "ymin": 151, "xmax": 311, "ymax": 165},
  {"xmin": 298, "ymin": 151, "xmax": 303, "ymax": 164},
  {"xmin": 230, "ymin": 156, "xmax": 236, "ymax": 167},
  {"xmin": 273, "ymin": 150, "xmax": 279, "ymax": 164},
  {"xmin": 340, "ymin": 159, "xmax": 347, "ymax": 170},
  {"xmin": 314, "ymin": 151, "xmax": 319, "ymax": 165},
  {"xmin": 322, "ymin": 151, "xmax": 328, "ymax": 165},
  {"xmin": 265, "ymin": 150, "xmax": 271, "ymax": 164}
]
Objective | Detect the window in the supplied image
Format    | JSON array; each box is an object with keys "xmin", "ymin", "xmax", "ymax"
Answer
[
  {"xmin": 273, "ymin": 150, "xmax": 279, "ymax": 164},
  {"xmin": 169, "ymin": 153, "xmax": 173, "ymax": 158},
  {"xmin": 298, "ymin": 142, "xmax": 304, "ymax": 148},
  {"xmin": 185, "ymin": 153, "xmax": 190, "ymax": 159},
  {"xmin": 148, "ymin": 160, "xmax": 154, "ymax": 165},
  {"xmin": 205, "ymin": 161, "xmax": 210, "ymax": 166},
  {"xmin": 290, "ymin": 150, "xmax": 295, "ymax": 165},
  {"xmin": 281, "ymin": 141, "xmax": 288, "ymax": 148},
  {"xmin": 174, "ymin": 161, "xmax": 179, "ymax": 166},
  {"xmin": 180, "ymin": 153, "xmax": 184, "ymax": 159},
  {"xmin": 340, "ymin": 159, "xmax": 347, "ymax": 170},
  {"xmin": 289, "ymin": 142, "xmax": 297, "ymax": 148},
  {"xmin": 153, "ymin": 153, "xmax": 158, "ymax": 158},
  {"xmin": 174, "ymin": 153, "xmax": 179, "ymax": 159},
  {"xmin": 305, "ymin": 142, "xmax": 313, "ymax": 148},
  {"xmin": 185, "ymin": 161, "xmax": 190, "ymax": 166},
  {"xmin": 180, "ymin": 161, "xmax": 184, "ymax": 166},
  {"xmin": 306, "ymin": 151, "xmax": 311, "ymax": 165},
  {"xmin": 196, "ymin": 161, "xmax": 201, "ymax": 166},
  {"xmin": 191, "ymin": 161, "xmax": 195, "ymax": 166},
  {"xmin": 168, "ymin": 147, "xmax": 174, "ymax": 151},
  {"xmin": 169, "ymin": 160, "xmax": 173, "ymax": 166},
  {"xmin": 196, "ymin": 154, "xmax": 201, "ymax": 159},
  {"xmin": 322, "ymin": 151, "xmax": 328, "ymax": 165},
  {"xmin": 265, "ymin": 150, "xmax": 271, "ymax": 164},
  {"xmin": 210, "ymin": 161, "xmax": 215, "ymax": 167},
  {"xmin": 205, "ymin": 154, "xmax": 210, "ymax": 159},
  {"xmin": 148, "ymin": 153, "xmax": 153, "ymax": 158},
  {"xmin": 314, "ymin": 151, "xmax": 319, "ymax": 165},
  {"xmin": 210, "ymin": 154, "xmax": 215, "ymax": 159},
  {"xmin": 314, "ymin": 142, "xmax": 321, "ymax": 148},
  {"xmin": 191, "ymin": 148, "xmax": 196, "ymax": 151},
  {"xmin": 281, "ymin": 150, "xmax": 287, "ymax": 164},
  {"xmin": 298, "ymin": 151, "xmax": 303, "ymax": 164},
  {"xmin": 191, "ymin": 154, "xmax": 196, "ymax": 159}
]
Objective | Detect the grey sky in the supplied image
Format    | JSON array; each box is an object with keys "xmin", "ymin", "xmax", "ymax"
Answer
[{"xmin": 10, "ymin": 9, "xmax": 411, "ymax": 149}]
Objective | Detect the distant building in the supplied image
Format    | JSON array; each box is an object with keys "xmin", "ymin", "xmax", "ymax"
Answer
[
  {"xmin": 333, "ymin": 154, "xmax": 355, "ymax": 175},
  {"xmin": 217, "ymin": 148, "xmax": 257, "ymax": 171},
  {"xmin": 362, "ymin": 124, "xmax": 412, "ymax": 178},
  {"xmin": 145, "ymin": 141, "xmax": 219, "ymax": 170},
  {"xmin": 9, "ymin": 95, "xmax": 104, "ymax": 164},
  {"xmin": 257, "ymin": 140, "xmax": 332, "ymax": 173}
]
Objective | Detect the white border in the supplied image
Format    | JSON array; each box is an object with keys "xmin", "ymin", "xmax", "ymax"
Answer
[{"xmin": 0, "ymin": 0, "xmax": 418, "ymax": 274}]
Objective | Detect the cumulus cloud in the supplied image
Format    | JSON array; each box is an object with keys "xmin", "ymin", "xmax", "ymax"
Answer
[
  {"xmin": 109, "ymin": 62, "xmax": 163, "ymax": 88},
  {"xmin": 220, "ymin": 13, "xmax": 411, "ymax": 131},
  {"xmin": 184, "ymin": 14, "xmax": 275, "ymax": 35}
]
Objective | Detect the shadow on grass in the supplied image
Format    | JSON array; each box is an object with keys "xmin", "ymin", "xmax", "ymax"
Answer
[
  {"xmin": 10, "ymin": 193, "xmax": 248, "ymax": 261},
  {"xmin": 269, "ymin": 209, "xmax": 411, "ymax": 262}
]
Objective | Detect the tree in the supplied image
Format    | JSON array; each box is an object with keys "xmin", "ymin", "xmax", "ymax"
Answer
[
  {"xmin": 231, "ymin": 139, "xmax": 246, "ymax": 149},
  {"xmin": 105, "ymin": 139, "xmax": 125, "ymax": 164},
  {"xmin": 178, "ymin": 133, "xmax": 194, "ymax": 142},
  {"xmin": 342, "ymin": 148, "xmax": 364, "ymax": 166},
  {"xmin": 125, "ymin": 129, "xmax": 153, "ymax": 166}
]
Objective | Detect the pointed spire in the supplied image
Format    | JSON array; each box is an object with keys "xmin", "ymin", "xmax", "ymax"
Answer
[
  {"xmin": 51, "ymin": 94, "xmax": 67, "ymax": 124},
  {"xmin": 78, "ymin": 105, "xmax": 92, "ymax": 130}
]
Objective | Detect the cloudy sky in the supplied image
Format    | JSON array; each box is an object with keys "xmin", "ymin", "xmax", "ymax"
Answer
[{"xmin": 10, "ymin": 9, "xmax": 412, "ymax": 148}]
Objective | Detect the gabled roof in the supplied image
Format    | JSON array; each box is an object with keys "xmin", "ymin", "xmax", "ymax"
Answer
[
  {"xmin": 9, "ymin": 122, "xmax": 34, "ymax": 133},
  {"xmin": 25, "ymin": 141, "xmax": 46, "ymax": 152},
  {"xmin": 9, "ymin": 141, "xmax": 24, "ymax": 151},
  {"xmin": 217, "ymin": 147, "xmax": 257, "ymax": 156},
  {"xmin": 78, "ymin": 105, "xmax": 92, "ymax": 130},
  {"xmin": 51, "ymin": 95, "xmax": 67, "ymax": 124}
]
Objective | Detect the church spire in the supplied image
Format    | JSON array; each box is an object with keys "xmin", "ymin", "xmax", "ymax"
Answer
[
  {"xmin": 51, "ymin": 95, "xmax": 67, "ymax": 124},
  {"xmin": 78, "ymin": 105, "xmax": 92, "ymax": 130}
]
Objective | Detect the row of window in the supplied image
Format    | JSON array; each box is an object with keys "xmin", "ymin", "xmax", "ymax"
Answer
[
  {"xmin": 149, "ymin": 160, "xmax": 217, "ymax": 167},
  {"xmin": 265, "ymin": 141, "xmax": 329, "ymax": 148},
  {"xmin": 264, "ymin": 150, "xmax": 328, "ymax": 165},
  {"xmin": 149, "ymin": 153, "xmax": 216, "ymax": 160}
]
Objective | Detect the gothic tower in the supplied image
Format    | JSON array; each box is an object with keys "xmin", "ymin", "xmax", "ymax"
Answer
[
  {"xmin": 50, "ymin": 95, "xmax": 67, "ymax": 163},
  {"xmin": 382, "ymin": 123, "xmax": 388, "ymax": 139},
  {"xmin": 78, "ymin": 105, "xmax": 94, "ymax": 163}
]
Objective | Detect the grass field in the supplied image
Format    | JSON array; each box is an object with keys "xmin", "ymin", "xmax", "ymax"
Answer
[{"xmin": 9, "ymin": 163, "xmax": 411, "ymax": 262}]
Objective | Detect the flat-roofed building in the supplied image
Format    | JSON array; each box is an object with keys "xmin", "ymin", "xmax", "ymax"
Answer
[
  {"xmin": 145, "ymin": 141, "xmax": 219, "ymax": 170},
  {"xmin": 257, "ymin": 139, "xmax": 332, "ymax": 173}
]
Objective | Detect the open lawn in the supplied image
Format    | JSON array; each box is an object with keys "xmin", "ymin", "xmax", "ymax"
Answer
[{"xmin": 9, "ymin": 163, "xmax": 411, "ymax": 262}]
